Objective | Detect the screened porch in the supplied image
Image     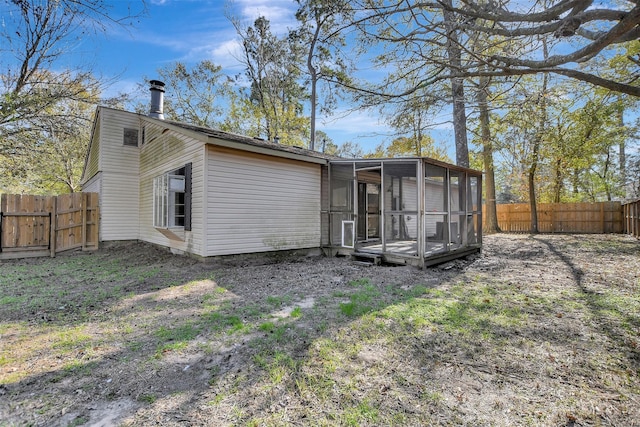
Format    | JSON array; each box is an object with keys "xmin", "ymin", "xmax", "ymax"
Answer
[{"xmin": 327, "ymin": 158, "xmax": 482, "ymax": 267}]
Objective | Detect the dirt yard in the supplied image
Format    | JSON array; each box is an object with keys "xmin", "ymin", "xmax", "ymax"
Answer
[{"xmin": 1, "ymin": 234, "xmax": 639, "ymax": 426}]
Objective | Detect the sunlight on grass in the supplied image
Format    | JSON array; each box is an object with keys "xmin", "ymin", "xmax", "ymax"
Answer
[
  {"xmin": 339, "ymin": 281, "xmax": 382, "ymax": 318},
  {"xmin": 254, "ymin": 350, "xmax": 298, "ymax": 386},
  {"xmin": 2, "ymin": 234, "xmax": 638, "ymax": 425},
  {"xmin": 155, "ymin": 323, "xmax": 200, "ymax": 341},
  {"xmin": 0, "ymin": 295, "xmax": 27, "ymax": 306},
  {"xmin": 154, "ymin": 322, "xmax": 200, "ymax": 356},
  {"xmin": 267, "ymin": 295, "xmax": 289, "ymax": 306},
  {"xmin": 52, "ymin": 326, "xmax": 93, "ymax": 351},
  {"xmin": 258, "ymin": 321, "xmax": 276, "ymax": 332},
  {"xmin": 203, "ymin": 312, "xmax": 247, "ymax": 335},
  {"xmin": 342, "ymin": 400, "xmax": 379, "ymax": 426},
  {"xmin": 0, "ymin": 322, "xmax": 102, "ymax": 385}
]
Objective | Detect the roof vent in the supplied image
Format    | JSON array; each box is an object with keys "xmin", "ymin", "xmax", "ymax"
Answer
[{"xmin": 149, "ymin": 80, "xmax": 165, "ymax": 120}]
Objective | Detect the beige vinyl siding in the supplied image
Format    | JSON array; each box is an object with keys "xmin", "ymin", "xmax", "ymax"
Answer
[
  {"xmin": 97, "ymin": 109, "xmax": 141, "ymax": 241},
  {"xmin": 82, "ymin": 172, "xmax": 101, "ymax": 194},
  {"xmin": 99, "ymin": 171, "xmax": 140, "ymax": 240},
  {"xmin": 83, "ymin": 117, "xmax": 101, "ymax": 182},
  {"xmin": 320, "ymin": 165, "xmax": 330, "ymax": 246},
  {"xmin": 81, "ymin": 172, "xmax": 102, "ymax": 240},
  {"xmin": 206, "ymin": 146, "xmax": 321, "ymax": 256},
  {"xmin": 139, "ymin": 121, "xmax": 206, "ymax": 257}
]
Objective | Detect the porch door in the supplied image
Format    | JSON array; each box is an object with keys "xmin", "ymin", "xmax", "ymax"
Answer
[{"xmin": 357, "ymin": 182, "xmax": 381, "ymax": 241}]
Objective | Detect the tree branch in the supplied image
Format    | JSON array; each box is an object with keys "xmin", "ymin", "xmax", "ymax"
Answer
[{"xmin": 490, "ymin": 5, "xmax": 640, "ymax": 68}]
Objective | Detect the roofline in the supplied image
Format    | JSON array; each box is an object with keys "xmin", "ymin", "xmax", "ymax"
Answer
[
  {"xmin": 80, "ymin": 106, "xmax": 103, "ymax": 185},
  {"xmin": 328, "ymin": 157, "xmax": 482, "ymax": 175},
  {"xmin": 82, "ymin": 107, "xmax": 480, "ymax": 173},
  {"xmin": 139, "ymin": 115, "xmax": 330, "ymax": 165},
  {"xmin": 206, "ymin": 137, "xmax": 329, "ymax": 165}
]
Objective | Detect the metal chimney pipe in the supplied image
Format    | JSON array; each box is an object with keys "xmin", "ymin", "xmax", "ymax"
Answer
[{"xmin": 149, "ymin": 80, "xmax": 165, "ymax": 119}]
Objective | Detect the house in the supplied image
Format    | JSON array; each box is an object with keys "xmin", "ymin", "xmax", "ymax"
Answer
[{"xmin": 81, "ymin": 81, "xmax": 482, "ymax": 267}]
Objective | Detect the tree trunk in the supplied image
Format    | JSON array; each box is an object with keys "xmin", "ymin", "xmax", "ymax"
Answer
[
  {"xmin": 529, "ymin": 42, "xmax": 549, "ymax": 234},
  {"xmin": 415, "ymin": 114, "xmax": 423, "ymax": 157},
  {"xmin": 553, "ymin": 158, "xmax": 562, "ymax": 203},
  {"xmin": 310, "ymin": 74, "xmax": 317, "ymax": 150},
  {"xmin": 443, "ymin": 0, "xmax": 469, "ymax": 168},
  {"xmin": 604, "ymin": 149, "xmax": 612, "ymax": 201},
  {"xmin": 307, "ymin": 22, "xmax": 321, "ymax": 151},
  {"xmin": 477, "ymin": 73, "xmax": 500, "ymax": 233},
  {"xmin": 618, "ymin": 104, "xmax": 626, "ymax": 197},
  {"xmin": 528, "ymin": 166, "xmax": 539, "ymax": 233}
]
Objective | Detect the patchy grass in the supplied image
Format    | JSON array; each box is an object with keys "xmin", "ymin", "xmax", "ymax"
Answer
[
  {"xmin": 155, "ymin": 323, "xmax": 201, "ymax": 356},
  {"xmin": 1, "ymin": 235, "xmax": 639, "ymax": 426}
]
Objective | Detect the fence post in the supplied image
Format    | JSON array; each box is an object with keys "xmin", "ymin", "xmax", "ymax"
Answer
[
  {"xmin": 631, "ymin": 201, "xmax": 640, "ymax": 237},
  {"xmin": 49, "ymin": 198, "xmax": 57, "ymax": 257},
  {"xmin": 0, "ymin": 194, "xmax": 5, "ymax": 252},
  {"xmin": 81, "ymin": 192, "xmax": 87, "ymax": 250}
]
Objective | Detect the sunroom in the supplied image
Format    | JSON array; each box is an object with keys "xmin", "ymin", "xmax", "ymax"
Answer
[{"xmin": 327, "ymin": 158, "xmax": 482, "ymax": 267}]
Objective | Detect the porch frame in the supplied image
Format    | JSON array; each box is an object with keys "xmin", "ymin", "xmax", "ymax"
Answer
[{"xmin": 327, "ymin": 157, "xmax": 483, "ymax": 267}]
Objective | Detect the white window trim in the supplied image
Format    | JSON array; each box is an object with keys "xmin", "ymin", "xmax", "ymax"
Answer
[
  {"xmin": 342, "ymin": 220, "xmax": 355, "ymax": 248},
  {"xmin": 153, "ymin": 170, "xmax": 186, "ymax": 229}
]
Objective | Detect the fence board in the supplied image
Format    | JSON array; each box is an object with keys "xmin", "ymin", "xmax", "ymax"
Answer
[
  {"xmin": 56, "ymin": 192, "xmax": 84, "ymax": 252},
  {"xmin": 623, "ymin": 199, "xmax": 640, "ymax": 238},
  {"xmin": 0, "ymin": 193, "xmax": 99, "ymax": 259},
  {"xmin": 83, "ymin": 192, "xmax": 99, "ymax": 250},
  {"xmin": 484, "ymin": 202, "xmax": 623, "ymax": 234},
  {"xmin": 0, "ymin": 194, "xmax": 53, "ymax": 251}
]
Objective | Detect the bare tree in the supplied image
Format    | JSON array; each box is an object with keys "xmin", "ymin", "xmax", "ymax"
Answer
[
  {"xmin": 442, "ymin": 0, "xmax": 470, "ymax": 166},
  {"xmin": 232, "ymin": 16, "xmax": 308, "ymax": 144},
  {"xmin": 150, "ymin": 61, "xmax": 234, "ymax": 129},
  {"xmin": 295, "ymin": 0, "xmax": 354, "ymax": 151},
  {"xmin": 1, "ymin": 0, "xmax": 146, "ymax": 155},
  {"xmin": 476, "ymin": 70, "xmax": 501, "ymax": 232},
  {"xmin": 423, "ymin": 0, "xmax": 640, "ymax": 97}
]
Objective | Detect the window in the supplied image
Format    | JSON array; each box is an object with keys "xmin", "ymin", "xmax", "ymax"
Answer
[
  {"xmin": 153, "ymin": 163, "xmax": 191, "ymax": 230},
  {"xmin": 123, "ymin": 128, "xmax": 139, "ymax": 147}
]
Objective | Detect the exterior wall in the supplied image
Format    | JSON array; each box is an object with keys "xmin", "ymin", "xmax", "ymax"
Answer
[
  {"xmin": 320, "ymin": 165, "xmax": 330, "ymax": 246},
  {"xmin": 206, "ymin": 145, "xmax": 321, "ymax": 256},
  {"xmin": 94, "ymin": 109, "xmax": 141, "ymax": 241},
  {"xmin": 138, "ymin": 121, "xmax": 206, "ymax": 257},
  {"xmin": 84, "ymin": 119, "xmax": 101, "ymax": 180},
  {"xmin": 82, "ymin": 172, "xmax": 102, "ymax": 194},
  {"xmin": 82, "ymin": 173, "xmax": 102, "ymax": 239}
]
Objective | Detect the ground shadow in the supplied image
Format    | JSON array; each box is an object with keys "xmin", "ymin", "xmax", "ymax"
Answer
[
  {"xmin": 0, "ymin": 243, "xmax": 472, "ymax": 425},
  {"xmin": 532, "ymin": 235, "xmax": 640, "ymax": 368}
]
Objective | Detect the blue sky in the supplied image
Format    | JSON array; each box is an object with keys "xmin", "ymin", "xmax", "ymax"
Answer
[{"xmin": 73, "ymin": 0, "xmax": 456, "ymax": 154}]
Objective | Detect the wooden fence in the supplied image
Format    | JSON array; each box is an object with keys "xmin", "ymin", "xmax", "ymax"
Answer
[
  {"xmin": 484, "ymin": 202, "xmax": 624, "ymax": 234},
  {"xmin": 623, "ymin": 199, "xmax": 640, "ymax": 238},
  {"xmin": 0, "ymin": 193, "xmax": 99, "ymax": 259}
]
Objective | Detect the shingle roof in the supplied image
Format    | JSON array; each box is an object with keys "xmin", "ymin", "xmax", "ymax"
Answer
[{"xmin": 165, "ymin": 120, "xmax": 339, "ymax": 161}]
